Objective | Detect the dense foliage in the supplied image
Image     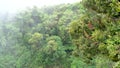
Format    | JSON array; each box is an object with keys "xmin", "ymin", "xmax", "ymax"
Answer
[
  {"xmin": 69, "ymin": 0, "xmax": 120, "ymax": 68},
  {"xmin": 0, "ymin": 0, "xmax": 119, "ymax": 68}
]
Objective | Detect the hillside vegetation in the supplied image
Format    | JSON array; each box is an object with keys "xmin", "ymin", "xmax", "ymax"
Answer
[{"xmin": 0, "ymin": 0, "xmax": 120, "ymax": 68}]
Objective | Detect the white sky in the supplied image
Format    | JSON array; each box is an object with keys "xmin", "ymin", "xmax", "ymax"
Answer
[{"xmin": 0, "ymin": 0, "xmax": 81, "ymax": 13}]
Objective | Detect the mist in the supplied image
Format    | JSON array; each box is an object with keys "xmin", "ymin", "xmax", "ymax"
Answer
[{"xmin": 0, "ymin": 0, "xmax": 81, "ymax": 14}]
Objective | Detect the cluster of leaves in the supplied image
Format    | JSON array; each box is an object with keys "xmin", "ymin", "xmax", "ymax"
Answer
[
  {"xmin": 69, "ymin": 0, "xmax": 120, "ymax": 68},
  {"xmin": 83, "ymin": 0, "xmax": 120, "ymax": 17}
]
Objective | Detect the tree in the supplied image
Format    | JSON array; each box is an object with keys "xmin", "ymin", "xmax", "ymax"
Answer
[
  {"xmin": 28, "ymin": 32, "xmax": 43, "ymax": 49},
  {"xmin": 69, "ymin": 0, "xmax": 120, "ymax": 67},
  {"xmin": 35, "ymin": 36, "xmax": 68, "ymax": 68}
]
